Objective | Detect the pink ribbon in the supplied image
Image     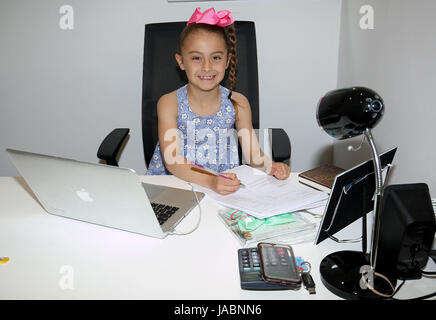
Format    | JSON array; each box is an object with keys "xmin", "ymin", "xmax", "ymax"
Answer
[
  {"xmin": 187, "ymin": 7, "xmax": 234, "ymax": 27},
  {"xmin": 229, "ymin": 210, "xmax": 249, "ymax": 220}
]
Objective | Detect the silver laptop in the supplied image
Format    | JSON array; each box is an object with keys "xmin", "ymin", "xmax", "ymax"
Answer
[{"xmin": 6, "ymin": 148, "xmax": 204, "ymax": 239}]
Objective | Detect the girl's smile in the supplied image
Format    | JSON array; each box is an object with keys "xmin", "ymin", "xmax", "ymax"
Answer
[{"xmin": 198, "ymin": 75, "xmax": 216, "ymax": 80}]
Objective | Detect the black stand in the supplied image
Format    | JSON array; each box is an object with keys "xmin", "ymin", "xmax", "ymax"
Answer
[
  {"xmin": 320, "ymin": 251, "xmax": 396, "ymax": 300},
  {"xmin": 361, "ymin": 186, "xmax": 368, "ymax": 254}
]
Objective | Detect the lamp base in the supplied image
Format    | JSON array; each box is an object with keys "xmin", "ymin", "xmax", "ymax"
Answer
[{"xmin": 320, "ymin": 250, "xmax": 397, "ymax": 300}]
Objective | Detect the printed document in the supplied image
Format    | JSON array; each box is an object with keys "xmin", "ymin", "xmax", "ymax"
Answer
[{"xmin": 191, "ymin": 165, "xmax": 328, "ymax": 218}]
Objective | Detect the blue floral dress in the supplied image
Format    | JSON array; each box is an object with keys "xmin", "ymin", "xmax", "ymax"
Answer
[{"xmin": 146, "ymin": 85, "xmax": 239, "ymax": 175}]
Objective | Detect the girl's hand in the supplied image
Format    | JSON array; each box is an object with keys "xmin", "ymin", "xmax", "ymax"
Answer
[
  {"xmin": 210, "ymin": 173, "xmax": 242, "ymax": 195},
  {"xmin": 268, "ymin": 162, "xmax": 290, "ymax": 180}
]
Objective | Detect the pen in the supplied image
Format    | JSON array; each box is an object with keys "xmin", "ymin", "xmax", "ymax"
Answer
[{"xmin": 191, "ymin": 162, "xmax": 246, "ymax": 188}]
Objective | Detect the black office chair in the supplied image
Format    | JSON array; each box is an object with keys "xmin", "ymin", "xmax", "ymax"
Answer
[{"xmin": 97, "ymin": 21, "xmax": 291, "ymax": 168}]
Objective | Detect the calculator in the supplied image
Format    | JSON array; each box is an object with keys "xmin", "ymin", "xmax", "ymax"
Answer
[{"xmin": 238, "ymin": 248, "xmax": 308, "ymax": 290}]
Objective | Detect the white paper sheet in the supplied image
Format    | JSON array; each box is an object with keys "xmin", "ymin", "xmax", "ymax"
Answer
[{"xmin": 191, "ymin": 165, "xmax": 329, "ymax": 218}]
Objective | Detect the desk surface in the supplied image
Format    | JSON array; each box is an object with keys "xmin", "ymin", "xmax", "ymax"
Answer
[{"xmin": 0, "ymin": 174, "xmax": 434, "ymax": 300}]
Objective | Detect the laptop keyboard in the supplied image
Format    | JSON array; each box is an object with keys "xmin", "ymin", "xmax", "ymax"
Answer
[{"xmin": 151, "ymin": 202, "xmax": 179, "ymax": 225}]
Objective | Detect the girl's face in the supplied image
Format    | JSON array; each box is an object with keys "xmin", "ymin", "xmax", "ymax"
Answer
[{"xmin": 175, "ymin": 29, "xmax": 231, "ymax": 92}]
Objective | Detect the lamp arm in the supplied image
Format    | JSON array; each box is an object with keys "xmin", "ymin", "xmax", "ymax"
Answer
[{"xmin": 363, "ymin": 128, "xmax": 383, "ymax": 270}]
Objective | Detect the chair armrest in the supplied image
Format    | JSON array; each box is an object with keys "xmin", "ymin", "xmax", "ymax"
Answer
[
  {"xmin": 270, "ymin": 128, "xmax": 291, "ymax": 163},
  {"xmin": 97, "ymin": 128, "xmax": 130, "ymax": 166}
]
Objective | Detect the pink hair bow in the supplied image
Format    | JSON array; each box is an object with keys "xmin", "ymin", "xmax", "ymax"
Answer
[{"xmin": 187, "ymin": 7, "xmax": 235, "ymax": 27}]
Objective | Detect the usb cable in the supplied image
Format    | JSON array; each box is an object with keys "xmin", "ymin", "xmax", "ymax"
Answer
[{"xmin": 169, "ymin": 184, "xmax": 203, "ymax": 236}]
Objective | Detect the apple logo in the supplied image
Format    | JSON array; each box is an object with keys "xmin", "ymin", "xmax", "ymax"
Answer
[{"xmin": 76, "ymin": 188, "xmax": 94, "ymax": 202}]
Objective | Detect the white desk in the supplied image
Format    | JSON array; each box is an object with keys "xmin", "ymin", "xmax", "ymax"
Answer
[{"xmin": 0, "ymin": 174, "xmax": 434, "ymax": 300}]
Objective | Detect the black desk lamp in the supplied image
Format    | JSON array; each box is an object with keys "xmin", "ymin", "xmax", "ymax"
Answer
[{"xmin": 316, "ymin": 87, "xmax": 391, "ymax": 299}]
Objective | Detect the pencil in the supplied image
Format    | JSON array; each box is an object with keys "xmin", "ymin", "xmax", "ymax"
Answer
[{"xmin": 191, "ymin": 162, "xmax": 246, "ymax": 188}]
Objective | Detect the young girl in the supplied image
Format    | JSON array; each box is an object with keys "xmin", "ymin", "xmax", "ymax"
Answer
[{"xmin": 146, "ymin": 7, "xmax": 290, "ymax": 195}]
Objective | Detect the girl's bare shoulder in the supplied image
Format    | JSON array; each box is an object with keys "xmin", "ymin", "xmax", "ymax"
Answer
[
  {"xmin": 231, "ymin": 91, "xmax": 251, "ymax": 117},
  {"xmin": 157, "ymin": 90, "xmax": 178, "ymax": 115},
  {"xmin": 230, "ymin": 91, "xmax": 250, "ymax": 107}
]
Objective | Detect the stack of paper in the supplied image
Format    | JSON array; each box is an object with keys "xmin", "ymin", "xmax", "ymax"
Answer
[{"xmin": 191, "ymin": 165, "xmax": 328, "ymax": 219}]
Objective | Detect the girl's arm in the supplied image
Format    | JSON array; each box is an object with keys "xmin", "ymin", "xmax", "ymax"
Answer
[
  {"xmin": 157, "ymin": 92, "xmax": 242, "ymax": 195},
  {"xmin": 233, "ymin": 92, "xmax": 290, "ymax": 180}
]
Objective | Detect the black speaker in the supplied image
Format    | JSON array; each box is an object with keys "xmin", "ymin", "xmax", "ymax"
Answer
[{"xmin": 375, "ymin": 183, "xmax": 436, "ymax": 281}]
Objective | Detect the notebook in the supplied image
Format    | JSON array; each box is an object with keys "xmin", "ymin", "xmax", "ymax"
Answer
[{"xmin": 6, "ymin": 148, "xmax": 204, "ymax": 238}]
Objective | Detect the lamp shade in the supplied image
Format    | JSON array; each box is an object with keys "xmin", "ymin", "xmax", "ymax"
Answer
[{"xmin": 316, "ymin": 87, "xmax": 384, "ymax": 140}]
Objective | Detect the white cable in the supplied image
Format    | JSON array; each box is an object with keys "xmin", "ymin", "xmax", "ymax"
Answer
[
  {"xmin": 329, "ymin": 235, "xmax": 362, "ymax": 243},
  {"xmin": 169, "ymin": 184, "xmax": 202, "ymax": 236},
  {"xmin": 302, "ymin": 209, "xmax": 323, "ymax": 219},
  {"xmin": 347, "ymin": 135, "xmax": 365, "ymax": 152},
  {"xmin": 360, "ymin": 268, "xmax": 396, "ymax": 298}
]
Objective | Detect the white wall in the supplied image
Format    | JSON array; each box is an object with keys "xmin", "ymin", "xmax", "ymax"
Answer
[
  {"xmin": 335, "ymin": 0, "xmax": 436, "ymax": 196},
  {"xmin": 0, "ymin": 0, "xmax": 341, "ymax": 176}
]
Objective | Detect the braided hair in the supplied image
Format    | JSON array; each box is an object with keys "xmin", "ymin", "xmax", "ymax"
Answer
[{"xmin": 223, "ymin": 23, "xmax": 237, "ymax": 101}]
